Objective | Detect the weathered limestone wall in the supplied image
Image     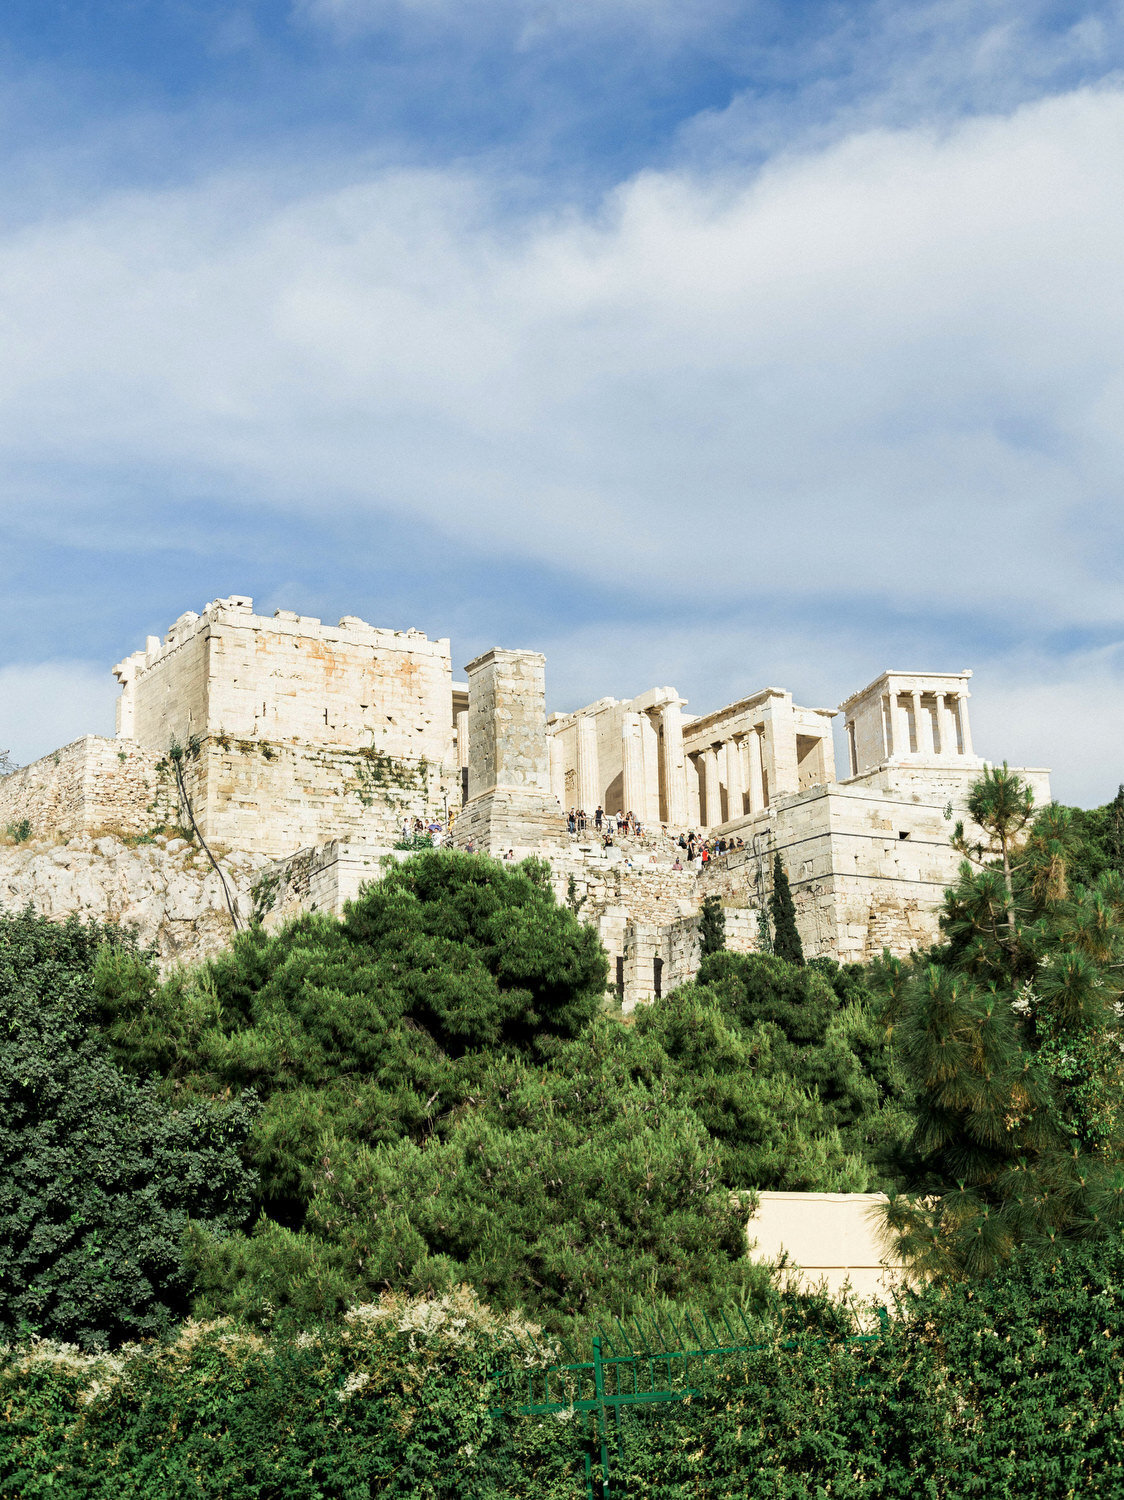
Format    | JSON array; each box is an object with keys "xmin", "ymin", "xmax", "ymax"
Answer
[
  {"xmin": 0, "ymin": 737, "xmax": 177, "ymax": 841},
  {"xmin": 116, "ymin": 596, "xmax": 455, "ymax": 766},
  {"xmin": 173, "ymin": 738, "xmax": 456, "ymax": 858}
]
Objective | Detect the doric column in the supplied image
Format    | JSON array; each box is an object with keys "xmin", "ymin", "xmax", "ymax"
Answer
[
  {"xmin": 686, "ymin": 754, "xmax": 702, "ymax": 826},
  {"xmin": 659, "ymin": 698, "xmax": 690, "ymax": 827},
  {"xmin": 725, "ymin": 737, "xmax": 746, "ymax": 821},
  {"xmin": 621, "ymin": 712, "xmax": 647, "ymax": 817},
  {"xmin": 955, "ymin": 692, "xmax": 974, "ymax": 755},
  {"xmin": 576, "ymin": 714, "xmax": 599, "ymax": 813},
  {"xmin": 746, "ymin": 729, "xmax": 764, "ymax": 813},
  {"xmin": 701, "ymin": 746, "xmax": 722, "ymax": 828}
]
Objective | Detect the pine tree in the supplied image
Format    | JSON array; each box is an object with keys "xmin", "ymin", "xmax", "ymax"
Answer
[
  {"xmin": 698, "ymin": 894, "xmax": 726, "ymax": 958},
  {"xmin": 769, "ymin": 852, "xmax": 803, "ymax": 966}
]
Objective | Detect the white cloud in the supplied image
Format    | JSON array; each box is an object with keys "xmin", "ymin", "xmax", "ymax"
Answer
[
  {"xmin": 3, "ymin": 87, "xmax": 1124, "ymax": 617},
  {"xmin": 4, "ymin": 82, "xmax": 1124, "ymax": 797},
  {"xmin": 0, "ymin": 662, "xmax": 117, "ymax": 767}
]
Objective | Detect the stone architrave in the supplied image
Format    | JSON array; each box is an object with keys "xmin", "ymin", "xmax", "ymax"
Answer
[
  {"xmin": 453, "ymin": 648, "xmax": 567, "ymax": 855},
  {"xmin": 576, "ymin": 714, "xmax": 599, "ymax": 814},
  {"xmin": 621, "ymin": 712, "xmax": 647, "ymax": 816}
]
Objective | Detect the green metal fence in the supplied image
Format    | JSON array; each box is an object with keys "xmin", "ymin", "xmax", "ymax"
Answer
[{"xmin": 496, "ymin": 1305, "xmax": 888, "ymax": 1499}]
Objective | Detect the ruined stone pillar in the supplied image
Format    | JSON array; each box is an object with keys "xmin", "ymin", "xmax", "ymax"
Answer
[
  {"xmin": 701, "ymin": 746, "xmax": 722, "ymax": 828},
  {"xmin": 454, "ymin": 648, "xmax": 567, "ymax": 854},
  {"xmin": 746, "ymin": 729, "xmax": 764, "ymax": 813},
  {"xmin": 725, "ymin": 737, "xmax": 746, "ymax": 821},
  {"xmin": 622, "ymin": 713, "xmax": 647, "ymax": 817},
  {"xmin": 576, "ymin": 714, "xmax": 599, "ymax": 814},
  {"xmin": 762, "ymin": 697, "xmax": 799, "ymax": 799},
  {"xmin": 659, "ymin": 699, "xmax": 690, "ymax": 827}
]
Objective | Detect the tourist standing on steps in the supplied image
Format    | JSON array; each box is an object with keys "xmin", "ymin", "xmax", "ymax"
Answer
[{"xmin": 595, "ymin": 805, "xmax": 603, "ymax": 830}]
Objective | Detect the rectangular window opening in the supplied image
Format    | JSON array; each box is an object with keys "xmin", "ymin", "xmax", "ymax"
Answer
[{"xmin": 653, "ymin": 956, "xmax": 663, "ymax": 1000}]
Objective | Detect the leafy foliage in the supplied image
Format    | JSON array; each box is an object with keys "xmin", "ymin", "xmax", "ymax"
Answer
[
  {"xmin": 768, "ymin": 851, "xmax": 803, "ymax": 965},
  {"xmin": 0, "ymin": 911, "xmax": 257, "ymax": 1350},
  {"xmin": 885, "ymin": 772, "xmax": 1124, "ymax": 1279},
  {"xmin": 697, "ymin": 893, "xmax": 725, "ymax": 957},
  {"xmin": 6, "ymin": 1237, "xmax": 1124, "ymax": 1497},
  {"xmin": 79, "ymin": 851, "xmax": 909, "ymax": 1338}
]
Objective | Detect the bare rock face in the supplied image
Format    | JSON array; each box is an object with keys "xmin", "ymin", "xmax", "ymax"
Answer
[{"xmin": 0, "ymin": 834, "xmax": 269, "ymax": 970}]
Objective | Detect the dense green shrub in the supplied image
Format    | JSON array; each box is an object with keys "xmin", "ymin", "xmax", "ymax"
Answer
[
  {"xmin": 0, "ymin": 911, "xmax": 257, "ymax": 1349},
  {"xmin": 6, "ymin": 1236, "xmax": 1124, "ymax": 1498}
]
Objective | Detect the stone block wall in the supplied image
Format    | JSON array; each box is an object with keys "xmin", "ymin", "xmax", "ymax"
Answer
[
  {"xmin": 175, "ymin": 738, "xmax": 457, "ymax": 858},
  {"xmin": 0, "ymin": 737, "xmax": 177, "ymax": 841}
]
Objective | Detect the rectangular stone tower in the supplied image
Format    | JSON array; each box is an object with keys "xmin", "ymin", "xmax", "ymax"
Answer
[{"xmin": 453, "ymin": 648, "xmax": 567, "ymax": 855}]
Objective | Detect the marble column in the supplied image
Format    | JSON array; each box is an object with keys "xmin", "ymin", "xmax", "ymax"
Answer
[
  {"xmin": 455, "ymin": 710, "xmax": 469, "ymax": 769},
  {"xmin": 955, "ymin": 692, "xmax": 974, "ymax": 755},
  {"xmin": 576, "ymin": 714, "xmax": 599, "ymax": 814},
  {"xmin": 881, "ymin": 695, "xmax": 894, "ymax": 757},
  {"xmin": 746, "ymin": 729, "xmax": 764, "ymax": 813},
  {"xmin": 935, "ymin": 694, "xmax": 952, "ymax": 759},
  {"xmin": 621, "ymin": 712, "xmax": 647, "ymax": 818},
  {"xmin": 913, "ymin": 690, "xmax": 934, "ymax": 757},
  {"xmin": 701, "ymin": 746, "xmax": 722, "ymax": 828},
  {"xmin": 659, "ymin": 698, "xmax": 690, "ymax": 827},
  {"xmin": 725, "ymin": 737, "xmax": 746, "ymax": 821},
  {"xmin": 686, "ymin": 754, "xmax": 702, "ymax": 827}
]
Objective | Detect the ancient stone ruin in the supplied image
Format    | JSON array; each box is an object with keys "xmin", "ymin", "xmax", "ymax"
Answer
[{"xmin": 0, "ymin": 595, "xmax": 1051, "ymax": 1005}]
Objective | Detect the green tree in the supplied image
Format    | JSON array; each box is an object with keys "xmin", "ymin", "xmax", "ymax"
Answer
[
  {"xmin": 697, "ymin": 894, "xmax": 725, "ymax": 957},
  {"xmin": 951, "ymin": 761, "xmax": 1036, "ymax": 948},
  {"xmin": 0, "ymin": 911, "xmax": 257, "ymax": 1349},
  {"xmin": 885, "ymin": 769, "xmax": 1124, "ymax": 1280},
  {"xmin": 768, "ymin": 852, "xmax": 803, "ymax": 965}
]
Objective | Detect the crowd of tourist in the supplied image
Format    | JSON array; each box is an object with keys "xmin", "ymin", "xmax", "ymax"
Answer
[{"xmin": 565, "ymin": 805, "xmax": 746, "ymax": 869}]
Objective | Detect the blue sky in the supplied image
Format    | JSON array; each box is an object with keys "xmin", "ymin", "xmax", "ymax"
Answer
[{"xmin": 3, "ymin": 0, "xmax": 1124, "ymax": 802}]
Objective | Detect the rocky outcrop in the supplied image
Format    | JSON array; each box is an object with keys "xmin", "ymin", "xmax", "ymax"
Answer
[{"xmin": 0, "ymin": 833, "xmax": 268, "ymax": 970}]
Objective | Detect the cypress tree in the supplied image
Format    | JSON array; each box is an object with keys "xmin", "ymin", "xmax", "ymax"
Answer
[
  {"xmin": 698, "ymin": 894, "xmax": 726, "ymax": 958},
  {"xmin": 769, "ymin": 852, "xmax": 804, "ymax": 965}
]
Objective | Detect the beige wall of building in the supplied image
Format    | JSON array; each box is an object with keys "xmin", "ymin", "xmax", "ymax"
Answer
[{"xmin": 747, "ymin": 1191, "xmax": 904, "ymax": 1302}]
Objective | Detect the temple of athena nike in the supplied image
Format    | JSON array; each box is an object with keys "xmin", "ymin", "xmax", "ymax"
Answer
[{"xmin": 0, "ymin": 596, "xmax": 1050, "ymax": 1009}]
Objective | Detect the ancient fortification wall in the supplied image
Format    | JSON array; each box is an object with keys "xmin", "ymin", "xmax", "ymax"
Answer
[
  {"xmin": 7, "ymin": 592, "xmax": 1053, "ymax": 1009},
  {"xmin": 0, "ymin": 736, "xmax": 177, "ymax": 842}
]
